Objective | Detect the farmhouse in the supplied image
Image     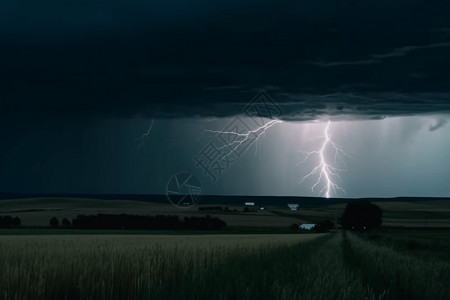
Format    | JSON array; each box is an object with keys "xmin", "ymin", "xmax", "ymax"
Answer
[
  {"xmin": 287, "ymin": 204, "xmax": 299, "ymax": 211},
  {"xmin": 299, "ymin": 224, "xmax": 316, "ymax": 230}
]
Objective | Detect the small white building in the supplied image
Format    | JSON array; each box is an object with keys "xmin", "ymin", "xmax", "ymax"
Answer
[
  {"xmin": 299, "ymin": 224, "xmax": 316, "ymax": 230},
  {"xmin": 244, "ymin": 202, "xmax": 255, "ymax": 206},
  {"xmin": 287, "ymin": 204, "xmax": 299, "ymax": 211}
]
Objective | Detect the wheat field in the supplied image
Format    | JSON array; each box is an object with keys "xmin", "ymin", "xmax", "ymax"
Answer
[
  {"xmin": 0, "ymin": 234, "xmax": 323, "ymax": 300},
  {"xmin": 1, "ymin": 231, "xmax": 449, "ymax": 300}
]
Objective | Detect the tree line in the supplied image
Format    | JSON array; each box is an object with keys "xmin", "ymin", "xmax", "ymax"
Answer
[
  {"xmin": 0, "ymin": 215, "xmax": 21, "ymax": 228},
  {"xmin": 50, "ymin": 214, "xmax": 227, "ymax": 231}
]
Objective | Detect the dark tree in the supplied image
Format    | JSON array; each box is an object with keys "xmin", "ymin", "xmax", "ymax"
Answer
[
  {"xmin": 290, "ymin": 223, "xmax": 300, "ymax": 230},
  {"xmin": 0, "ymin": 216, "xmax": 6, "ymax": 227},
  {"xmin": 61, "ymin": 218, "xmax": 71, "ymax": 228},
  {"xmin": 0, "ymin": 216, "xmax": 21, "ymax": 227},
  {"xmin": 12, "ymin": 217, "xmax": 21, "ymax": 227},
  {"xmin": 70, "ymin": 214, "xmax": 226, "ymax": 231},
  {"xmin": 341, "ymin": 201, "xmax": 382, "ymax": 230},
  {"xmin": 49, "ymin": 217, "xmax": 59, "ymax": 228},
  {"xmin": 3, "ymin": 216, "xmax": 12, "ymax": 227},
  {"xmin": 314, "ymin": 220, "xmax": 335, "ymax": 232}
]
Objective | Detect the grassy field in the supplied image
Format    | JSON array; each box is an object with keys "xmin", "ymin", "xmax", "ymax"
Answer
[
  {"xmin": 361, "ymin": 229, "xmax": 450, "ymax": 261},
  {"xmin": 0, "ymin": 233, "xmax": 323, "ymax": 300},
  {"xmin": 1, "ymin": 197, "xmax": 450, "ymax": 298},
  {"xmin": 1, "ymin": 231, "xmax": 449, "ymax": 299}
]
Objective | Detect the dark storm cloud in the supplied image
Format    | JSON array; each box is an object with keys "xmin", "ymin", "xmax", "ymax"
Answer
[
  {"xmin": 1, "ymin": 0, "xmax": 450, "ymax": 121},
  {"xmin": 270, "ymin": 92, "xmax": 450, "ymax": 122},
  {"xmin": 305, "ymin": 42, "xmax": 450, "ymax": 67}
]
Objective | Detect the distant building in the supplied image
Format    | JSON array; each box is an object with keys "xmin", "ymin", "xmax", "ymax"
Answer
[
  {"xmin": 259, "ymin": 206, "xmax": 265, "ymax": 210},
  {"xmin": 287, "ymin": 204, "xmax": 299, "ymax": 211},
  {"xmin": 299, "ymin": 224, "xmax": 316, "ymax": 230},
  {"xmin": 245, "ymin": 202, "xmax": 255, "ymax": 206}
]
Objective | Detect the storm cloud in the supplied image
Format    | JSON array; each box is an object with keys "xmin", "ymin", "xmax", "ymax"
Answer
[
  {"xmin": 1, "ymin": 1, "xmax": 450, "ymax": 197},
  {"xmin": 1, "ymin": 0, "xmax": 450, "ymax": 121}
]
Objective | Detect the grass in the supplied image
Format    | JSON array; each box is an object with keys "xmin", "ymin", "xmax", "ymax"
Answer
[
  {"xmin": 0, "ymin": 234, "xmax": 323, "ymax": 300},
  {"xmin": 2, "ymin": 196, "xmax": 450, "ymax": 299},
  {"xmin": 362, "ymin": 229, "xmax": 450, "ymax": 261},
  {"xmin": 1, "ymin": 231, "xmax": 450, "ymax": 299},
  {"xmin": 345, "ymin": 231, "xmax": 450, "ymax": 300},
  {"xmin": 0, "ymin": 226, "xmax": 308, "ymax": 235}
]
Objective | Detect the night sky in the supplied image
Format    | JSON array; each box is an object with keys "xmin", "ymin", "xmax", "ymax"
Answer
[{"xmin": 1, "ymin": 1, "xmax": 449, "ymax": 197}]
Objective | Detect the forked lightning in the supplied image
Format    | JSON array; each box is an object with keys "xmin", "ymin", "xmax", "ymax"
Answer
[
  {"xmin": 205, "ymin": 120, "xmax": 282, "ymax": 158},
  {"xmin": 298, "ymin": 120, "xmax": 349, "ymax": 198}
]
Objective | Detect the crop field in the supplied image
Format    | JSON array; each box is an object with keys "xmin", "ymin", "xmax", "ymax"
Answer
[
  {"xmin": 0, "ymin": 233, "xmax": 323, "ymax": 300},
  {"xmin": 1, "ymin": 231, "xmax": 449, "ymax": 300},
  {"xmin": 1, "ymin": 197, "xmax": 450, "ymax": 299}
]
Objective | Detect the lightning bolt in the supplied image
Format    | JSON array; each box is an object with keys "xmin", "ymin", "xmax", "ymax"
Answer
[
  {"xmin": 203, "ymin": 118, "xmax": 349, "ymax": 197},
  {"xmin": 205, "ymin": 119, "xmax": 282, "ymax": 158},
  {"xmin": 137, "ymin": 119, "xmax": 154, "ymax": 150},
  {"xmin": 298, "ymin": 120, "xmax": 350, "ymax": 198}
]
